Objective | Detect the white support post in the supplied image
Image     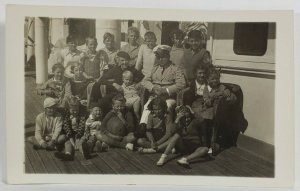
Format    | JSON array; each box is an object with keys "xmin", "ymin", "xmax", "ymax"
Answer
[
  {"xmin": 26, "ymin": 17, "xmax": 35, "ymax": 64},
  {"xmin": 35, "ymin": 17, "xmax": 48, "ymax": 84}
]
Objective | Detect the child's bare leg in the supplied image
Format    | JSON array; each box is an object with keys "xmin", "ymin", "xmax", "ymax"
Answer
[
  {"xmin": 133, "ymin": 97, "xmax": 141, "ymax": 120},
  {"xmin": 100, "ymin": 133, "xmax": 126, "ymax": 149},
  {"xmin": 136, "ymin": 138, "xmax": 151, "ymax": 148},
  {"xmin": 156, "ymin": 134, "xmax": 181, "ymax": 166},
  {"xmin": 158, "ymin": 134, "xmax": 180, "ymax": 153},
  {"xmin": 186, "ymin": 147, "xmax": 209, "ymax": 161},
  {"xmin": 177, "ymin": 147, "xmax": 209, "ymax": 168}
]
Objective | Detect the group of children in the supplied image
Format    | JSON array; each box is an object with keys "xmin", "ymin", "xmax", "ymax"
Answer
[{"xmin": 29, "ymin": 26, "xmax": 239, "ymax": 168}]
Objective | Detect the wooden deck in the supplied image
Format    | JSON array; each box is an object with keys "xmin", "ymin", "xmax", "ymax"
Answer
[{"xmin": 24, "ymin": 76, "xmax": 274, "ymax": 176}]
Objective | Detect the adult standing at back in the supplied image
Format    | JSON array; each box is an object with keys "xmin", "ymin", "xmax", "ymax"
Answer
[
  {"xmin": 183, "ymin": 30, "xmax": 212, "ymax": 82},
  {"xmin": 121, "ymin": 27, "xmax": 141, "ymax": 68}
]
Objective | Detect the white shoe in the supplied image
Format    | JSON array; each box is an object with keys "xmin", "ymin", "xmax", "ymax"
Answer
[
  {"xmin": 171, "ymin": 148, "xmax": 176, "ymax": 154},
  {"xmin": 125, "ymin": 143, "xmax": 134, "ymax": 151},
  {"xmin": 208, "ymin": 148, "xmax": 212, "ymax": 154},
  {"xmin": 156, "ymin": 154, "xmax": 167, "ymax": 166},
  {"xmin": 177, "ymin": 157, "xmax": 191, "ymax": 168}
]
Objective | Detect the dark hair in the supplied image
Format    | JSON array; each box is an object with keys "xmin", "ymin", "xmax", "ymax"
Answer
[
  {"xmin": 117, "ymin": 51, "xmax": 131, "ymax": 61},
  {"xmin": 98, "ymin": 50, "xmax": 109, "ymax": 63},
  {"xmin": 128, "ymin": 27, "xmax": 140, "ymax": 36},
  {"xmin": 208, "ymin": 67, "xmax": 221, "ymax": 79},
  {"xmin": 195, "ymin": 64, "xmax": 209, "ymax": 75},
  {"xmin": 86, "ymin": 37, "xmax": 98, "ymax": 45},
  {"xmin": 52, "ymin": 63, "xmax": 65, "ymax": 73},
  {"xmin": 89, "ymin": 101, "xmax": 101, "ymax": 110},
  {"xmin": 147, "ymin": 97, "xmax": 168, "ymax": 114},
  {"xmin": 144, "ymin": 31, "xmax": 156, "ymax": 39},
  {"xmin": 66, "ymin": 35, "xmax": 77, "ymax": 44},
  {"xmin": 112, "ymin": 94, "xmax": 126, "ymax": 104},
  {"xmin": 188, "ymin": 30, "xmax": 205, "ymax": 40},
  {"xmin": 169, "ymin": 29, "xmax": 185, "ymax": 40},
  {"xmin": 103, "ymin": 32, "xmax": 115, "ymax": 42}
]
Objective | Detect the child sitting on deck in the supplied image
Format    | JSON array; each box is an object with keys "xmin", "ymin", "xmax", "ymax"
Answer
[
  {"xmin": 37, "ymin": 63, "xmax": 71, "ymax": 108},
  {"xmin": 28, "ymin": 97, "xmax": 66, "ymax": 151},
  {"xmin": 96, "ymin": 94, "xmax": 136, "ymax": 151},
  {"xmin": 137, "ymin": 97, "xmax": 175, "ymax": 153},
  {"xmin": 54, "ymin": 96, "xmax": 87, "ymax": 161},
  {"xmin": 156, "ymin": 105, "xmax": 209, "ymax": 167},
  {"xmin": 81, "ymin": 102, "xmax": 104, "ymax": 159}
]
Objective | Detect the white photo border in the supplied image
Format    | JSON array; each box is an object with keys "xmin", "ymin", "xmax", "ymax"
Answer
[{"xmin": 6, "ymin": 5, "xmax": 294, "ymax": 187}]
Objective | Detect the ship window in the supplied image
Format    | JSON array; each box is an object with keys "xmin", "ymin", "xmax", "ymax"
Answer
[{"xmin": 234, "ymin": 23, "xmax": 268, "ymax": 56}]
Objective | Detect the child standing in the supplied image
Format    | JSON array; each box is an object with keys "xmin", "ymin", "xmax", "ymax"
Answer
[
  {"xmin": 60, "ymin": 35, "xmax": 83, "ymax": 78},
  {"xmin": 183, "ymin": 30, "xmax": 212, "ymax": 82},
  {"xmin": 54, "ymin": 96, "xmax": 87, "ymax": 161},
  {"xmin": 121, "ymin": 27, "xmax": 140, "ymax": 67},
  {"xmin": 100, "ymin": 32, "xmax": 118, "ymax": 67},
  {"xmin": 37, "ymin": 63, "xmax": 71, "ymax": 108},
  {"xmin": 81, "ymin": 37, "xmax": 102, "ymax": 80},
  {"xmin": 169, "ymin": 29, "xmax": 185, "ymax": 68},
  {"xmin": 135, "ymin": 31, "xmax": 158, "ymax": 77},
  {"xmin": 120, "ymin": 70, "xmax": 142, "ymax": 120},
  {"xmin": 81, "ymin": 103, "xmax": 103, "ymax": 159}
]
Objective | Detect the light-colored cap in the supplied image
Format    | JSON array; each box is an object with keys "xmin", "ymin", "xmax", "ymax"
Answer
[{"xmin": 43, "ymin": 97, "xmax": 58, "ymax": 108}]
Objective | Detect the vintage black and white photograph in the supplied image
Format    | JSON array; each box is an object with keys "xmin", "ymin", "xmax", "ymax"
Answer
[
  {"xmin": 5, "ymin": 5, "xmax": 294, "ymax": 187},
  {"xmin": 23, "ymin": 17, "xmax": 275, "ymax": 176}
]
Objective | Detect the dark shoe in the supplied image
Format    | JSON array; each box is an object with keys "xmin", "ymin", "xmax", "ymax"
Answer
[
  {"xmin": 33, "ymin": 145, "xmax": 41, "ymax": 150},
  {"xmin": 56, "ymin": 144, "xmax": 64, "ymax": 152},
  {"xmin": 54, "ymin": 152, "xmax": 65, "ymax": 159},
  {"xmin": 61, "ymin": 153, "xmax": 74, "ymax": 161},
  {"xmin": 81, "ymin": 141, "xmax": 91, "ymax": 159},
  {"xmin": 46, "ymin": 145, "xmax": 56, "ymax": 151}
]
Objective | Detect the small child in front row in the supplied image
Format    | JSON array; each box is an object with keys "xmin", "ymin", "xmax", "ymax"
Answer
[
  {"xmin": 81, "ymin": 103, "xmax": 104, "ymax": 159},
  {"xmin": 54, "ymin": 96, "xmax": 87, "ymax": 161},
  {"xmin": 120, "ymin": 70, "xmax": 142, "ymax": 120}
]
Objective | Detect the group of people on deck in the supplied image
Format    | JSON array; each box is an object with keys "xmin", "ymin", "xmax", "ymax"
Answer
[{"xmin": 28, "ymin": 26, "xmax": 241, "ymax": 168}]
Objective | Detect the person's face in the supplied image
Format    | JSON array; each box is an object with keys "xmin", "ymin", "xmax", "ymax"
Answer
[
  {"xmin": 188, "ymin": 37, "xmax": 201, "ymax": 51},
  {"xmin": 104, "ymin": 37, "xmax": 114, "ymax": 50},
  {"xmin": 157, "ymin": 56, "xmax": 170, "ymax": 67},
  {"xmin": 145, "ymin": 36, "xmax": 156, "ymax": 49},
  {"xmin": 69, "ymin": 106, "xmax": 79, "ymax": 116},
  {"xmin": 119, "ymin": 57, "xmax": 129, "ymax": 70},
  {"xmin": 208, "ymin": 74, "xmax": 220, "ymax": 88},
  {"xmin": 87, "ymin": 39, "xmax": 97, "ymax": 52},
  {"xmin": 183, "ymin": 111, "xmax": 193, "ymax": 125},
  {"xmin": 45, "ymin": 106, "xmax": 56, "ymax": 117},
  {"xmin": 67, "ymin": 41, "xmax": 77, "ymax": 52},
  {"xmin": 74, "ymin": 66, "xmax": 83, "ymax": 78},
  {"xmin": 196, "ymin": 69, "xmax": 207, "ymax": 84},
  {"xmin": 53, "ymin": 68, "xmax": 64, "ymax": 81},
  {"xmin": 172, "ymin": 34, "xmax": 183, "ymax": 48},
  {"xmin": 91, "ymin": 107, "xmax": 102, "ymax": 120},
  {"xmin": 128, "ymin": 31, "xmax": 139, "ymax": 45},
  {"xmin": 112, "ymin": 100, "xmax": 126, "ymax": 113},
  {"xmin": 152, "ymin": 104, "xmax": 164, "ymax": 118},
  {"xmin": 123, "ymin": 75, "xmax": 133, "ymax": 86}
]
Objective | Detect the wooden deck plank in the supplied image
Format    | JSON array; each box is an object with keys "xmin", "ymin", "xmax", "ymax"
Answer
[
  {"xmin": 74, "ymin": 151, "xmax": 102, "ymax": 174},
  {"xmin": 25, "ymin": 143, "xmax": 47, "ymax": 173},
  {"xmin": 36, "ymin": 149, "xmax": 61, "ymax": 174},
  {"xmin": 91, "ymin": 152, "xmax": 116, "ymax": 174},
  {"xmin": 25, "ymin": 152, "xmax": 35, "ymax": 173},
  {"xmin": 113, "ymin": 149, "xmax": 145, "ymax": 174},
  {"xmin": 48, "ymin": 151, "xmax": 74, "ymax": 174}
]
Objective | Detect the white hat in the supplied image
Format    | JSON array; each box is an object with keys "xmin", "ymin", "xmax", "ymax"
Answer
[{"xmin": 43, "ymin": 97, "xmax": 58, "ymax": 108}]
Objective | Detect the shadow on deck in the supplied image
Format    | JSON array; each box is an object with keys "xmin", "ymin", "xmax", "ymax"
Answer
[{"xmin": 24, "ymin": 76, "xmax": 274, "ymax": 177}]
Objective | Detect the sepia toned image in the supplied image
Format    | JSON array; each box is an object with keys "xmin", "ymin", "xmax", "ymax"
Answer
[{"xmin": 23, "ymin": 17, "xmax": 275, "ymax": 177}]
